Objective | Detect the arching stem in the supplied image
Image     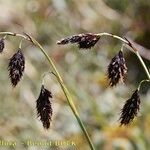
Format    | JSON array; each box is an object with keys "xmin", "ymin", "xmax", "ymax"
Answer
[
  {"xmin": 0, "ymin": 31, "xmax": 95, "ymax": 150},
  {"xmin": 27, "ymin": 34, "xmax": 95, "ymax": 150}
]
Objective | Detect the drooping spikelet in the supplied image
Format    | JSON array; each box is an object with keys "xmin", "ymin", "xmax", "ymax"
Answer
[
  {"xmin": 0, "ymin": 38, "xmax": 5, "ymax": 53},
  {"xmin": 57, "ymin": 33, "xmax": 100, "ymax": 49},
  {"xmin": 36, "ymin": 85, "xmax": 53, "ymax": 129},
  {"xmin": 8, "ymin": 49, "xmax": 25, "ymax": 87},
  {"xmin": 120, "ymin": 90, "xmax": 140, "ymax": 126},
  {"xmin": 107, "ymin": 50, "xmax": 127, "ymax": 86}
]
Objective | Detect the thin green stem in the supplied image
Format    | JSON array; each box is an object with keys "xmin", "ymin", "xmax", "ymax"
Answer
[
  {"xmin": 138, "ymin": 79, "xmax": 150, "ymax": 91},
  {"xmin": 0, "ymin": 32, "xmax": 29, "ymax": 40},
  {"xmin": 135, "ymin": 51, "xmax": 150, "ymax": 80},
  {"xmin": 3, "ymin": 35, "xmax": 7, "ymax": 40},
  {"xmin": 59, "ymin": 81, "xmax": 95, "ymax": 149},
  {"xmin": 19, "ymin": 39, "xmax": 24, "ymax": 49},
  {"xmin": 120, "ymin": 44, "xmax": 125, "ymax": 52},
  {"xmin": 97, "ymin": 32, "xmax": 128, "ymax": 44}
]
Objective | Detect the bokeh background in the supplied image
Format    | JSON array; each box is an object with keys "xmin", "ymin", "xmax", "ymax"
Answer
[{"xmin": 0, "ymin": 0, "xmax": 150, "ymax": 150}]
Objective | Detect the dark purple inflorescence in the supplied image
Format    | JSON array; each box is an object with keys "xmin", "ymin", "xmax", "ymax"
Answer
[
  {"xmin": 57, "ymin": 33, "xmax": 100, "ymax": 49},
  {"xmin": 120, "ymin": 90, "xmax": 140, "ymax": 126},
  {"xmin": 8, "ymin": 49, "xmax": 25, "ymax": 87},
  {"xmin": 107, "ymin": 50, "xmax": 127, "ymax": 86},
  {"xmin": 36, "ymin": 85, "xmax": 53, "ymax": 129},
  {"xmin": 0, "ymin": 38, "xmax": 5, "ymax": 53}
]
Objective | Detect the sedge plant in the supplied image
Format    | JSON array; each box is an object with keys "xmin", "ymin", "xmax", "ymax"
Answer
[{"xmin": 0, "ymin": 31, "xmax": 149, "ymax": 150}]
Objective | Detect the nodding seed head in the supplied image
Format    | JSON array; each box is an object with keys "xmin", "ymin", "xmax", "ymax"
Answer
[
  {"xmin": 8, "ymin": 49, "xmax": 25, "ymax": 87},
  {"xmin": 120, "ymin": 90, "xmax": 140, "ymax": 126},
  {"xmin": 57, "ymin": 33, "xmax": 100, "ymax": 49},
  {"xmin": 36, "ymin": 85, "xmax": 53, "ymax": 129},
  {"xmin": 0, "ymin": 38, "xmax": 5, "ymax": 53},
  {"xmin": 107, "ymin": 50, "xmax": 127, "ymax": 86}
]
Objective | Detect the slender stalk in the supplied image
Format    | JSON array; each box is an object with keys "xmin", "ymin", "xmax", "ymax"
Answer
[
  {"xmin": 97, "ymin": 32, "xmax": 128, "ymax": 44},
  {"xmin": 0, "ymin": 32, "xmax": 29, "ymax": 40},
  {"xmin": 0, "ymin": 32, "xmax": 95, "ymax": 150},
  {"xmin": 138, "ymin": 79, "xmax": 150, "ymax": 91},
  {"xmin": 135, "ymin": 51, "xmax": 150, "ymax": 80}
]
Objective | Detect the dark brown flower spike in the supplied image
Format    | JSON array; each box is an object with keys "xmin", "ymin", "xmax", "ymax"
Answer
[
  {"xmin": 57, "ymin": 33, "xmax": 100, "ymax": 49},
  {"xmin": 107, "ymin": 50, "xmax": 127, "ymax": 86},
  {"xmin": 0, "ymin": 38, "xmax": 5, "ymax": 53},
  {"xmin": 8, "ymin": 49, "xmax": 25, "ymax": 87},
  {"xmin": 36, "ymin": 85, "xmax": 53, "ymax": 129},
  {"xmin": 120, "ymin": 90, "xmax": 140, "ymax": 126}
]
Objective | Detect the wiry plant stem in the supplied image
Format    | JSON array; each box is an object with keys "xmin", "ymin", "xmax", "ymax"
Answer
[
  {"xmin": 97, "ymin": 32, "xmax": 128, "ymax": 44},
  {"xmin": 0, "ymin": 32, "xmax": 29, "ymax": 41},
  {"xmin": 135, "ymin": 51, "xmax": 150, "ymax": 80},
  {"xmin": 28, "ymin": 35, "xmax": 95, "ymax": 150},
  {"xmin": 0, "ymin": 32, "xmax": 95, "ymax": 150},
  {"xmin": 138, "ymin": 79, "xmax": 150, "ymax": 91}
]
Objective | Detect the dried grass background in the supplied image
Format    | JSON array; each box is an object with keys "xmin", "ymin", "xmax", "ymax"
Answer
[{"xmin": 0, "ymin": 0, "xmax": 149, "ymax": 150}]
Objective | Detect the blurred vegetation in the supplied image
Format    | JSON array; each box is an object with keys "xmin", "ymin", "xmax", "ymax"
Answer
[{"xmin": 0, "ymin": 0, "xmax": 149, "ymax": 150}]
